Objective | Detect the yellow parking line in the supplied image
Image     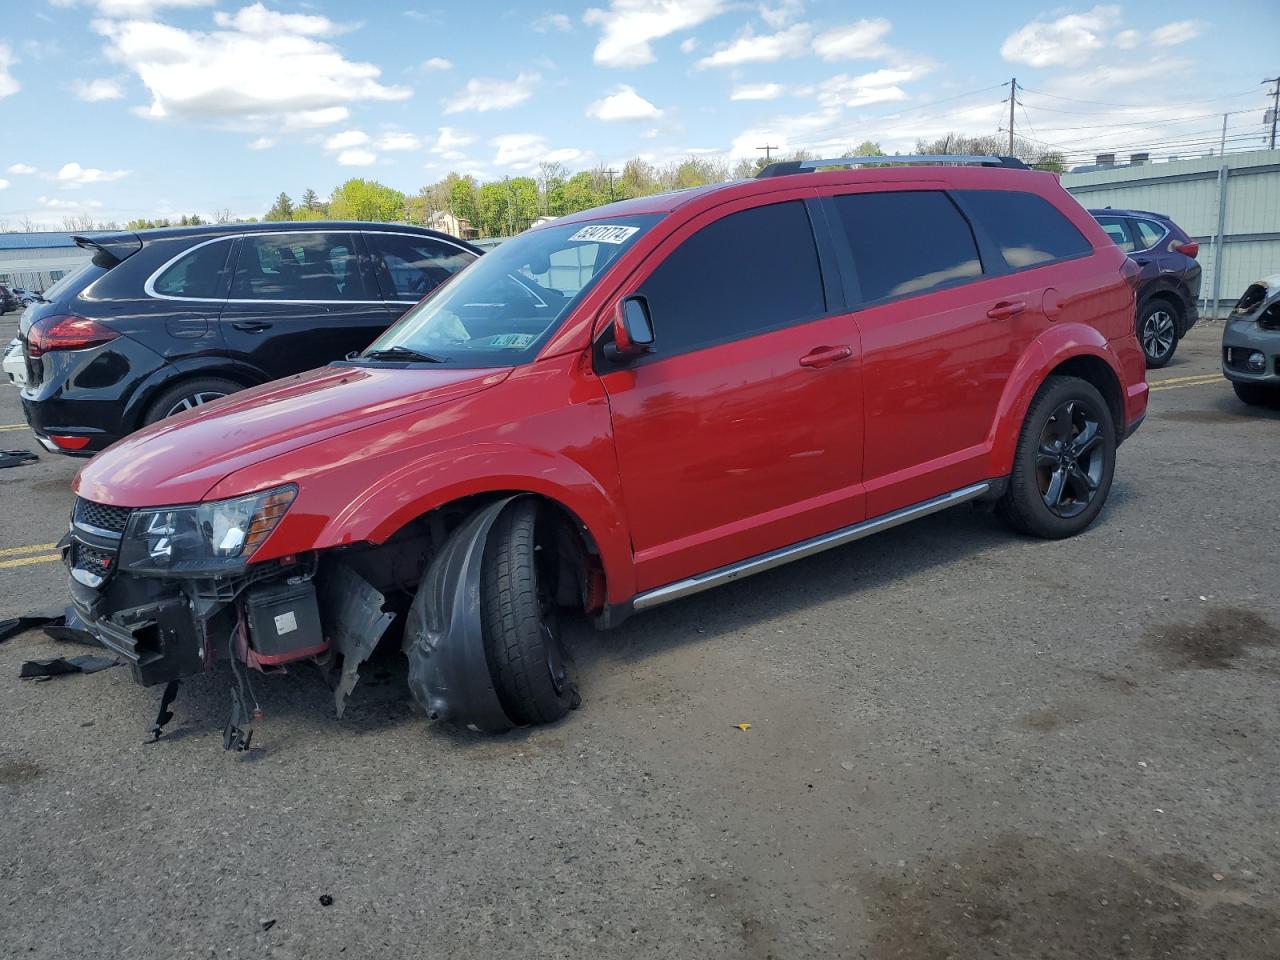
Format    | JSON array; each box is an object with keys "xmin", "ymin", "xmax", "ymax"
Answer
[
  {"xmin": 0, "ymin": 423, "xmax": 29, "ymax": 431},
  {"xmin": 0, "ymin": 553, "xmax": 61, "ymax": 570},
  {"xmin": 0, "ymin": 542, "xmax": 58, "ymax": 557},
  {"xmin": 1150, "ymin": 373, "xmax": 1223, "ymax": 386},
  {"xmin": 1149, "ymin": 374, "xmax": 1222, "ymax": 393}
]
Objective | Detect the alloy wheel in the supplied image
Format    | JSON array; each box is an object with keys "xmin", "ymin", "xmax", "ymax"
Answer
[
  {"xmin": 1141, "ymin": 309, "xmax": 1176, "ymax": 362},
  {"xmin": 1035, "ymin": 399, "xmax": 1105, "ymax": 519},
  {"xmin": 164, "ymin": 390, "xmax": 227, "ymax": 417}
]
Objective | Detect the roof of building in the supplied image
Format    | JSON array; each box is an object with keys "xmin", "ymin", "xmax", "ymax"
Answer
[{"xmin": 0, "ymin": 232, "xmax": 104, "ymax": 252}]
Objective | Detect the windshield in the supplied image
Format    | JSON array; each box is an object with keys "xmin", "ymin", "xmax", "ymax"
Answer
[{"xmin": 361, "ymin": 215, "xmax": 659, "ymax": 366}]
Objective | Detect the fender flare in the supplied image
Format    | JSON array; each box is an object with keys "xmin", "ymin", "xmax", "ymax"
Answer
[
  {"xmin": 986, "ymin": 323, "xmax": 1123, "ymax": 476},
  {"xmin": 121, "ymin": 356, "xmax": 267, "ymax": 430}
]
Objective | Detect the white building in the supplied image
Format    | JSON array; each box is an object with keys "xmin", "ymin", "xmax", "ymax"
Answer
[{"xmin": 0, "ymin": 233, "xmax": 96, "ymax": 292}]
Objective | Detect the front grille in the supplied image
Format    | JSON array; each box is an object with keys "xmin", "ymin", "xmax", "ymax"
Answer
[
  {"xmin": 74, "ymin": 498, "xmax": 131, "ymax": 535},
  {"xmin": 74, "ymin": 542, "xmax": 116, "ymax": 580}
]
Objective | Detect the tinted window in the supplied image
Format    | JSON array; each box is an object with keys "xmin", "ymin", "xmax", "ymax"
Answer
[
  {"xmin": 1133, "ymin": 219, "xmax": 1165, "ymax": 251},
  {"xmin": 1094, "ymin": 216, "xmax": 1135, "ymax": 253},
  {"xmin": 152, "ymin": 238, "xmax": 233, "ymax": 298},
  {"xmin": 956, "ymin": 190, "xmax": 1091, "ymax": 268},
  {"xmin": 635, "ymin": 201, "xmax": 825, "ymax": 355},
  {"xmin": 366, "ymin": 233, "xmax": 476, "ymax": 300},
  {"xmin": 832, "ymin": 191, "xmax": 982, "ymax": 303},
  {"xmin": 232, "ymin": 233, "xmax": 372, "ymax": 301}
]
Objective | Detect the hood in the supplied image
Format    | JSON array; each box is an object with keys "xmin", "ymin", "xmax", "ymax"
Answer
[{"xmin": 74, "ymin": 364, "xmax": 511, "ymax": 507}]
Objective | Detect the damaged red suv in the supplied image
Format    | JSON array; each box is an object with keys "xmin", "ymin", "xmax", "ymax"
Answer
[{"xmin": 66, "ymin": 156, "xmax": 1148, "ymax": 738}]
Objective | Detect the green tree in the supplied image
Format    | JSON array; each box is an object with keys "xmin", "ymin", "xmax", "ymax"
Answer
[
  {"xmin": 327, "ymin": 178, "xmax": 406, "ymax": 222},
  {"xmin": 618, "ymin": 158, "xmax": 657, "ymax": 199},
  {"xmin": 301, "ymin": 188, "xmax": 322, "ymax": 212},
  {"xmin": 849, "ymin": 140, "xmax": 884, "ymax": 156},
  {"xmin": 446, "ymin": 175, "xmax": 479, "ymax": 224},
  {"xmin": 559, "ymin": 171, "xmax": 604, "ymax": 215},
  {"xmin": 915, "ymin": 133, "xmax": 1064, "ymax": 173},
  {"xmin": 264, "ymin": 192, "xmax": 294, "ymax": 221}
]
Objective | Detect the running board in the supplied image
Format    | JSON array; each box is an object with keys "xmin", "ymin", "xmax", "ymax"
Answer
[{"xmin": 631, "ymin": 482, "xmax": 992, "ymax": 612}]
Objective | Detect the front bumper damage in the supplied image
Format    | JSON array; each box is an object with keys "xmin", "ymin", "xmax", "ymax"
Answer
[{"xmin": 1222, "ymin": 277, "xmax": 1280, "ymax": 385}]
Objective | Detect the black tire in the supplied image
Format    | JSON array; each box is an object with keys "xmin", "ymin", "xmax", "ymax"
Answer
[
  {"xmin": 1137, "ymin": 298, "xmax": 1180, "ymax": 368},
  {"xmin": 996, "ymin": 375, "xmax": 1117, "ymax": 539},
  {"xmin": 480, "ymin": 500, "xmax": 577, "ymax": 726},
  {"xmin": 142, "ymin": 376, "xmax": 241, "ymax": 425},
  {"xmin": 1232, "ymin": 381, "xmax": 1280, "ymax": 407}
]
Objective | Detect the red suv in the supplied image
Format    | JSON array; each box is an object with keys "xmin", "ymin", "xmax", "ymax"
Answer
[{"xmin": 66, "ymin": 156, "xmax": 1147, "ymax": 739}]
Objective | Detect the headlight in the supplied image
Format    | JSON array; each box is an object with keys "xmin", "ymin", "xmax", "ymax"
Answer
[{"xmin": 118, "ymin": 485, "xmax": 296, "ymax": 576}]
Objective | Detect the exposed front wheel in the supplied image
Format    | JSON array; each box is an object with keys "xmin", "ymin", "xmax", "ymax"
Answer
[
  {"xmin": 481, "ymin": 500, "xmax": 578, "ymax": 726},
  {"xmin": 1138, "ymin": 300, "xmax": 1180, "ymax": 368},
  {"xmin": 997, "ymin": 376, "xmax": 1117, "ymax": 539}
]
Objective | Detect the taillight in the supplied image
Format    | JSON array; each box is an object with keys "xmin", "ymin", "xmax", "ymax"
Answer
[
  {"xmin": 1171, "ymin": 240, "xmax": 1198, "ymax": 259},
  {"xmin": 27, "ymin": 315, "xmax": 119, "ymax": 359},
  {"xmin": 48, "ymin": 434, "xmax": 92, "ymax": 451}
]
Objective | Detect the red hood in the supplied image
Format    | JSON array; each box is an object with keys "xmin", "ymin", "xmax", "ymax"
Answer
[{"xmin": 74, "ymin": 365, "xmax": 510, "ymax": 507}]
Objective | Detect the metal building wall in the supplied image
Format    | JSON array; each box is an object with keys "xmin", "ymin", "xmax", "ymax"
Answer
[{"xmin": 1062, "ymin": 149, "xmax": 1280, "ymax": 317}]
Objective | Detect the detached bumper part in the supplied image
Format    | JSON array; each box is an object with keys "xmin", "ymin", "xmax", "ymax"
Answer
[
  {"xmin": 403, "ymin": 497, "xmax": 518, "ymax": 734},
  {"xmin": 90, "ymin": 596, "xmax": 207, "ymax": 686}
]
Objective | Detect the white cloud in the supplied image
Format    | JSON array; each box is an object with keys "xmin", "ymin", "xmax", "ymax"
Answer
[
  {"xmin": 92, "ymin": 0, "xmax": 212, "ymax": 16},
  {"xmin": 0, "ymin": 179, "xmax": 8, "ymax": 190},
  {"xmin": 1114, "ymin": 29, "xmax": 1140, "ymax": 50},
  {"xmin": 679, "ymin": 37, "xmax": 698, "ymax": 53},
  {"xmin": 93, "ymin": 12, "xmax": 410, "ymax": 123},
  {"xmin": 248, "ymin": 136, "xmax": 274, "ymax": 149},
  {"xmin": 40, "ymin": 196, "xmax": 105, "ymax": 210},
  {"xmin": 431, "ymin": 126, "xmax": 474, "ymax": 161},
  {"xmin": 815, "ymin": 70, "xmax": 914, "ymax": 109},
  {"xmin": 7, "ymin": 162, "xmax": 36, "ymax": 175},
  {"xmin": 0, "ymin": 43, "xmax": 18, "ymax": 98},
  {"xmin": 532, "ymin": 12, "xmax": 572, "ymax": 32},
  {"xmin": 377, "ymin": 132, "xmax": 420, "ymax": 151},
  {"xmin": 584, "ymin": 0, "xmax": 726, "ymax": 68},
  {"xmin": 1000, "ymin": 5, "xmax": 1120, "ymax": 68},
  {"xmin": 444, "ymin": 73, "xmax": 538, "ymax": 113},
  {"xmin": 213, "ymin": 3, "xmax": 349, "ymax": 37},
  {"xmin": 325, "ymin": 129, "xmax": 370, "ymax": 150},
  {"xmin": 698, "ymin": 24, "xmax": 809, "ymax": 68},
  {"xmin": 337, "ymin": 148, "xmax": 376, "ymax": 166},
  {"xmin": 731, "ymin": 82, "xmax": 784, "ymax": 101},
  {"xmin": 72, "ymin": 77, "xmax": 124, "ymax": 101},
  {"xmin": 811, "ymin": 18, "xmax": 892, "ymax": 61},
  {"xmin": 1152, "ymin": 20, "xmax": 1201, "ymax": 46},
  {"xmin": 283, "ymin": 106, "xmax": 349, "ymax": 128},
  {"xmin": 492, "ymin": 133, "xmax": 586, "ymax": 171},
  {"xmin": 758, "ymin": 0, "xmax": 803, "ymax": 29},
  {"xmin": 586, "ymin": 84, "xmax": 662, "ymax": 121},
  {"xmin": 421, "ymin": 56, "xmax": 452, "ymax": 71},
  {"xmin": 56, "ymin": 162, "xmax": 130, "ymax": 185}
]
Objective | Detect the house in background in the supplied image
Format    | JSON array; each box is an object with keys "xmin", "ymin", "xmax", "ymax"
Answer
[
  {"xmin": 420, "ymin": 211, "xmax": 479, "ymax": 240},
  {"xmin": 0, "ymin": 233, "xmax": 97, "ymax": 293}
]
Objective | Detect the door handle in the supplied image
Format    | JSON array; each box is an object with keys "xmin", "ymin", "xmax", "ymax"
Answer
[
  {"xmin": 232, "ymin": 320, "xmax": 273, "ymax": 333},
  {"xmin": 798, "ymin": 345, "xmax": 853, "ymax": 369},
  {"xmin": 986, "ymin": 300, "xmax": 1026, "ymax": 320}
]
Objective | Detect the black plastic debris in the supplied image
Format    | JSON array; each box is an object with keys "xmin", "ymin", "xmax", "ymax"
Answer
[
  {"xmin": 319, "ymin": 895, "xmax": 334, "ymax": 907},
  {"xmin": 0, "ymin": 607, "xmax": 65, "ymax": 644},
  {"xmin": 260, "ymin": 920, "xmax": 277, "ymax": 932},
  {"xmin": 147, "ymin": 678, "xmax": 181, "ymax": 742},
  {"xmin": 20, "ymin": 654, "xmax": 118, "ymax": 680},
  {"xmin": 0, "ymin": 449, "xmax": 37, "ymax": 469}
]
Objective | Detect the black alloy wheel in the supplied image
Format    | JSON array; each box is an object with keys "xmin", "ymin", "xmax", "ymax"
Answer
[{"xmin": 1035, "ymin": 399, "xmax": 1105, "ymax": 519}]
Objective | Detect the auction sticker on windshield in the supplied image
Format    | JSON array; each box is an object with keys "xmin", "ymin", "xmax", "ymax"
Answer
[{"xmin": 568, "ymin": 225, "xmax": 640, "ymax": 244}]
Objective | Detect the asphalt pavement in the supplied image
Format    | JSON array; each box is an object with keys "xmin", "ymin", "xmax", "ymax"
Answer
[{"xmin": 1, "ymin": 319, "xmax": 1278, "ymax": 959}]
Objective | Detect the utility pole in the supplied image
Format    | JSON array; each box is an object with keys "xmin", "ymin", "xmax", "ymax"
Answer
[
  {"xmin": 756, "ymin": 144, "xmax": 779, "ymax": 163},
  {"xmin": 1265, "ymin": 77, "xmax": 1280, "ymax": 150},
  {"xmin": 604, "ymin": 167, "xmax": 617, "ymax": 202},
  {"xmin": 1218, "ymin": 113, "xmax": 1228, "ymax": 155},
  {"xmin": 1005, "ymin": 77, "xmax": 1017, "ymax": 154}
]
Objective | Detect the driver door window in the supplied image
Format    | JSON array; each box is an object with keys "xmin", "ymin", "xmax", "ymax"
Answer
[{"xmin": 366, "ymin": 233, "xmax": 476, "ymax": 303}]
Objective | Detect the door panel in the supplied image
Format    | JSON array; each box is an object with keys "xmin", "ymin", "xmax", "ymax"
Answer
[
  {"xmin": 220, "ymin": 231, "xmax": 390, "ymax": 378},
  {"xmin": 597, "ymin": 195, "xmax": 864, "ymax": 592}
]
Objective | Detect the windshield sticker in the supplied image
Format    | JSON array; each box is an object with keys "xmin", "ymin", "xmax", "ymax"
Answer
[
  {"xmin": 489, "ymin": 333, "xmax": 537, "ymax": 348},
  {"xmin": 568, "ymin": 224, "xmax": 639, "ymax": 245}
]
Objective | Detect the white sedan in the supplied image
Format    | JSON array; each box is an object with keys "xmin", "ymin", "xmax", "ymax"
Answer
[{"xmin": 4, "ymin": 338, "xmax": 26, "ymax": 387}]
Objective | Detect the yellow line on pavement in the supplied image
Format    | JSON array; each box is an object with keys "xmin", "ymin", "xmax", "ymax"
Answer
[
  {"xmin": 0, "ymin": 542, "xmax": 58, "ymax": 557},
  {"xmin": 0, "ymin": 553, "xmax": 61, "ymax": 570},
  {"xmin": 0, "ymin": 423, "xmax": 29, "ymax": 431},
  {"xmin": 1150, "ymin": 372, "xmax": 1224, "ymax": 386},
  {"xmin": 1149, "ymin": 374, "xmax": 1222, "ymax": 393}
]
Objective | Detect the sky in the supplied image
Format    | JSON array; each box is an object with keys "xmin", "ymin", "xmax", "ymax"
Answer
[{"xmin": 1, "ymin": 0, "xmax": 1277, "ymax": 227}]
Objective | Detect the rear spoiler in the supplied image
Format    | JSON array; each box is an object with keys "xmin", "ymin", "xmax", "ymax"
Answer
[{"xmin": 73, "ymin": 232, "xmax": 143, "ymax": 267}]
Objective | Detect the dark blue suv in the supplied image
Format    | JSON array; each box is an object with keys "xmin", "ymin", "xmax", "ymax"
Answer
[
  {"xmin": 1090, "ymin": 208, "xmax": 1202, "ymax": 367},
  {"xmin": 19, "ymin": 222, "xmax": 479, "ymax": 454}
]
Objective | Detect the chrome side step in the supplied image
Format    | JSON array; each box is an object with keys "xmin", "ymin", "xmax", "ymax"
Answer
[{"xmin": 631, "ymin": 482, "xmax": 991, "ymax": 612}]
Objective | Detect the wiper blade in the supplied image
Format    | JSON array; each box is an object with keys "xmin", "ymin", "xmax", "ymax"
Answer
[{"xmin": 363, "ymin": 345, "xmax": 446, "ymax": 363}]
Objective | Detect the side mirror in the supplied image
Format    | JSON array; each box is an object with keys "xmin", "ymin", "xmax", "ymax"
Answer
[{"xmin": 608, "ymin": 296, "xmax": 654, "ymax": 361}]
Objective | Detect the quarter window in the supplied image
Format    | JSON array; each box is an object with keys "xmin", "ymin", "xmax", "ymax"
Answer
[
  {"xmin": 152, "ymin": 239, "xmax": 234, "ymax": 299},
  {"xmin": 1133, "ymin": 219, "xmax": 1166, "ymax": 251},
  {"xmin": 231, "ymin": 233, "xmax": 372, "ymax": 301},
  {"xmin": 635, "ymin": 200, "xmax": 826, "ymax": 356},
  {"xmin": 1094, "ymin": 216, "xmax": 1136, "ymax": 253},
  {"xmin": 955, "ymin": 190, "xmax": 1092, "ymax": 269},
  {"xmin": 831, "ymin": 191, "xmax": 983, "ymax": 302},
  {"xmin": 365, "ymin": 233, "xmax": 476, "ymax": 300}
]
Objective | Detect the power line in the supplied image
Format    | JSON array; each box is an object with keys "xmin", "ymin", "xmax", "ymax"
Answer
[
  {"xmin": 1016, "ymin": 85, "xmax": 1262, "ymax": 109},
  {"xmin": 1017, "ymin": 108, "xmax": 1256, "ymax": 133}
]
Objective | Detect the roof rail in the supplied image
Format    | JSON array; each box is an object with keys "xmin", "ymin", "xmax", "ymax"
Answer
[{"xmin": 756, "ymin": 154, "xmax": 1029, "ymax": 178}]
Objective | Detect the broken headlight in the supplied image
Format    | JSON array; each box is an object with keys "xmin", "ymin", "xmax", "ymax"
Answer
[{"xmin": 118, "ymin": 486, "xmax": 296, "ymax": 576}]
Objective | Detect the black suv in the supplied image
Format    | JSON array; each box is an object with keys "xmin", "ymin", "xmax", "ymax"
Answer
[
  {"xmin": 19, "ymin": 222, "xmax": 479, "ymax": 454},
  {"xmin": 1090, "ymin": 207, "xmax": 1201, "ymax": 367},
  {"xmin": 0, "ymin": 285, "xmax": 19, "ymax": 314}
]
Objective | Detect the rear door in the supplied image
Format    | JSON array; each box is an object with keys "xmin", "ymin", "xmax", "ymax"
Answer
[
  {"xmin": 363, "ymin": 231, "xmax": 477, "ymax": 323},
  {"xmin": 220, "ymin": 231, "xmax": 388, "ymax": 379},
  {"xmin": 597, "ymin": 193, "xmax": 865, "ymax": 591}
]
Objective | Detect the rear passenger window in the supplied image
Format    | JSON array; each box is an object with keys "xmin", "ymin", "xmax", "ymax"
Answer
[
  {"xmin": 1133, "ymin": 220, "xmax": 1165, "ymax": 251},
  {"xmin": 636, "ymin": 201, "xmax": 825, "ymax": 356},
  {"xmin": 365, "ymin": 233, "xmax": 476, "ymax": 300},
  {"xmin": 232, "ymin": 233, "xmax": 373, "ymax": 301},
  {"xmin": 832, "ymin": 191, "xmax": 982, "ymax": 303},
  {"xmin": 152, "ymin": 239, "xmax": 233, "ymax": 299},
  {"xmin": 1094, "ymin": 216, "xmax": 1136, "ymax": 253},
  {"xmin": 956, "ymin": 190, "xmax": 1091, "ymax": 269}
]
